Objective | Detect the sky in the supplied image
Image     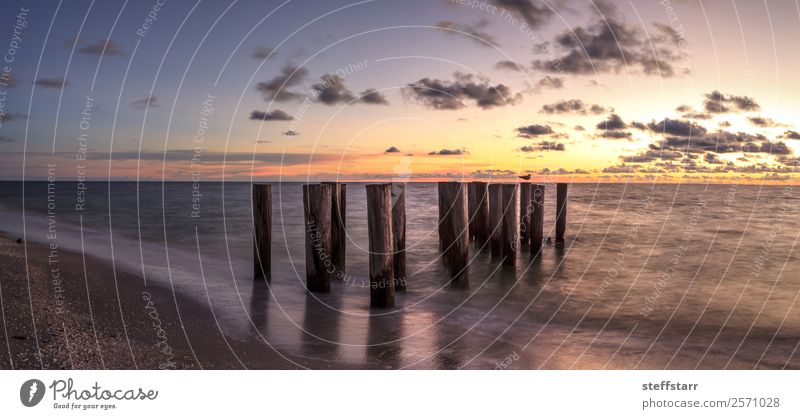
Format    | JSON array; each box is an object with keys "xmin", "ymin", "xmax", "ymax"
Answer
[{"xmin": 0, "ymin": 0, "xmax": 799, "ymax": 182}]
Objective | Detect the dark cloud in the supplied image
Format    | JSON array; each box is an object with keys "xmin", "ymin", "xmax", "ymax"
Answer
[
  {"xmin": 77, "ymin": 40, "xmax": 126, "ymax": 56},
  {"xmin": 748, "ymin": 116, "xmax": 783, "ymax": 127},
  {"xmin": 596, "ymin": 130, "xmax": 632, "ymax": 140},
  {"xmin": 704, "ymin": 153, "xmax": 724, "ymax": 164},
  {"xmin": 495, "ymin": 60, "xmax": 524, "ymax": 71},
  {"xmin": 703, "ymin": 90, "xmax": 760, "ymax": 113},
  {"xmin": 630, "ymin": 121, "xmax": 647, "ymax": 130},
  {"xmin": 650, "ymin": 131, "xmax": 773, "ymax": 154},
  {"xmin": 647, "ymin": 118, "xmax": 707, "ymax": 137},
  {"xmin": 520, "ymin": 141, "xmax": 565, "ymax": 152},
  {"xmin": 405, "ymin": 72, "xmax": 521, "ymax": 110},
  {"xmin": 622, "ymin": 149, "xmax": 683, "ymax": 163},
  {"xmin": 540, "ymin": 99, "xmax": 610, "ymax": 115},
  {"xmin": 359, "ymin": 88, "xmax": 389, "ymax": 105},
  {"xmin": 282, "ymin": 130, "xmax": 299, "ymax": 137},
  {"xmin": 0, "ymin": 136, "xmax": 15, "ymax": 143},
  {"xmin": 760, "ymin": 141, "xmax": 792, "ymax": 155},
  {"xmin": 534, "ymin": 76, "xmax": 564, "ymax": 91},
  {"xmin": 34, "ymin": 77, "xmax": 67, "ymax": 88},
  {"xmin": 436, "ymin": 19, "xmax": 497, "ymax": 46},
  {"xmin": 516, "ymin": 124, "xmax": 553, "ymax": 138},
  {"xmin": 253, "ymin": 46, "xmax": 274, "ymax": 60},
  {"xmin": 385, "ymin": 146, "xmax": 401, "ymax": 153},
  {"xmin": 782, "ymin": 130, "xmax": 800, "ymax": 140},
  {"xmin": 0, "ymin": 112, "xmax": 27, "ymax": 122},
  {"xmin": 596, "ymin": 113, "xmax": 626, "ymax": 130},
  {"xmin": 249, "ymin": 109, "xmax": 293, "ymax": 121},
  {"xmin": 429, "ymin": 148, "xmax": 468, "ymax": 156},
  {"xmin": 131, "ymin": 95, "xmax": 158, "ymax": 109},
  {"xmin": 256, "ymin": 64, "xmax": 309, "ymax": 102},
  {"xmin": 489, "ymin": 0, "xmax": 554, "ymax": 28},
  {"xmin": 312, "ymin": 74, "xmax": 356, "ymax": 105},
  {"xmin": 0, "ymin": 73, "xmax": 18, "ymax": 88},
  {"xmin": 532, "ymin": 18, "xmax": 683, "ymax": 77}
]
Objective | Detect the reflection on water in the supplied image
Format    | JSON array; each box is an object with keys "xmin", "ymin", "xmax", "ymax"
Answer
[{"xmin": 1, "ymin": 181, "xmax": 799, "ymax": 369}]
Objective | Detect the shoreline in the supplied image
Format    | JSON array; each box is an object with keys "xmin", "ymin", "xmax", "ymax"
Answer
[{"xmin": 0, "ymin": 233, "xmax": 355, "ymax": 369}]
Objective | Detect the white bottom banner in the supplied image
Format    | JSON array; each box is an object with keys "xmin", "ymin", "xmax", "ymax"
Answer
[{"xmin": 0, "ymin": 371, "xmax": 796, "ymax": 418}]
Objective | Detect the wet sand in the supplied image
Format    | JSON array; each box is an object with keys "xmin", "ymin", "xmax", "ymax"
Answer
[{"xmin": 0, "ymin": 235, "xmax": 355, "ymax": 369}]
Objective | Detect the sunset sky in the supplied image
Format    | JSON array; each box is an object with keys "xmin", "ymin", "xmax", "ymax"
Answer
[{"xmin": 1, "ymin": 0, "xmax": 799, "ymax": 182}]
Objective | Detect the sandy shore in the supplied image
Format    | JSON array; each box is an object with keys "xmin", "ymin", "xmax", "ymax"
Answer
[{"xmin": 0, "ymin": 234, "xmax": 353, "ymax": 369}]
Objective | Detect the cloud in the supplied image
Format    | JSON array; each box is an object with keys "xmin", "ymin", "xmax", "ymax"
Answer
[
  {"xmin": 253, "ymin": 46, "xmax": 274, "ymax": 60},
  {"xmin": 384, "ymin": 146, "xmax": 401, "ymax": 153},
  {"xmin": 77, "ymin": 40, "xmax": 126, "ymax": 56},
  {"xmin": 782, "ymin": 130, "xmax": 800, "ymax": 140},
  {"xmin": 534, "ymin": 75, "xmax": 565, "ymax": 91},
  {"xmin": 596, "ymin": 113, "xmax": 627, "ymax": 130},
  {"xmin": 650, "ymin": 130, "xmax": 776, "ymax": 154},
  {"xmin": 532, "ymin": 17, "xmax": 684, "ymax": 77},
  {"xmin": 312, "ymin": 74, "xmax": 356, "ymax": 105},
  {"xmin": 647, "ymin": 118, "xmax": 707, "ymax": 137},
  {"xmin": 516, "ymin": 124, "xmax": 553, "ymax": 138},
  {"xmin": 520, "ymin": 141, "xmax": 565, "ymax": 152},
  {"xmin": 495, "ymin": 60, "xmax": 524, "ymax": 71},
  {"xmin": 703, "ymin": 90, "xmax": 760, "ymax": 113},
  {"xmin": 574, "ymin": 125, "xmax": 585, "ymax": 131},
  {"xmin": 596, "ymin": 130, "xmax": 632, "ymax": 140},
  {"xmin": 748, "ymin": 116, "xmax": 783, "ymax": 127},
  {"xmin": 249, "ymin": 109, "xmax": 293, "ymax": 121},
  {"xmin": 760, "ymin": 141, "xmax": 792, "ymax": 155},
  {"xmin": 621, "ymin": 149, "xmax": 683, "ymax": 163},
  {"xmin": 489, "ymin": 0, "xmax": 554, "ymax": 28},
  {"xmin": 0, "ymin": 73, "xmax": 18, "ymax": 88},
  {"xmin": 436, "ymin": 19, "xmax": 497, "ymax": 46},
  {"xmin": 540, "ymin": 99, "xmax": 610, "ymax": 115},
  {"xmin": 429, "ymin": 148, "xmax": 468, "ymax": 155},
  {"xmin": 34, "ymin": 77, "xmax": 67, "ymax": 88},
  {"xmin": 256, "ymin": 64, "xmax": 309, "ymax": 102},
  {"xmin": 0, "ymin": 112, "xmax": 27, "ymax": 122},
  {"xmin": 676, "ymin": 105, "xmax": 712, "ymax": 119},
  {"xmin": 0, "ymin": 136, "xmax": 15, "ymax": 143},
  {"xmin": 359, "ymin": 88, "xmax": 389, "ymax": 105},
  {"xmin": 131, "ymin": 95, "xmax": 158, "ymax": 109},
  {"xmin": 81, "ymin": 150, "xmax": 340, "ymax": 165},
  {"xmin": 405, "ymin": 72, "xmax": 521, "ymax": 110},
  {"xmin": 282, "ymin": 130, "xmax": 299, "ymax": 136}
]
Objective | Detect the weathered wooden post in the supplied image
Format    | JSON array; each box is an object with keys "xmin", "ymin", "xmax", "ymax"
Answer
[
  {"xmin": 303, "ymin": 183, "xmax": 333, "ymax": 293},
  {"xmin": 440, "ymin": 182, "xmax": 469, "ymax": 287},
  {"xmin": 392, "ymin": 183, "xmax": 406, "ymax": 291},
  {"xmin": 438, "ymin": 182, "xmax": 446, "ymax": 253},
  {"xmin": 467, "ymin": 183, "xmax": 477, "ymax": 241},
  {"xmin": 488, "ymin": 183, "xmax": 503, "ymax": 258},
  {"xmin": 530, "ymin": 184, "xmax": 545, "ymax": 256},
  {"xmin": 469, "ymin": 182, "xmax": 490, "ymax": 247},
  {"xmin": 501, "ymin": 184, "xmax": 519, "ymax": 265},
  {"xmin": 556, "ymin": 183, "xmax": 568, "ymax": 244},
  {"xmin": 322, "ymin": 182, "xmax": 346, "ymax": 279},
  {"xmin": 253, "ymin": 184, "xmax": 272, "ymax": 280},
  {"xmin": 366, "ymin": 183, "xmax": 395, "ymax": 308},
  {"xmin": 519, "ymin": 182, "xmax": 531, "ymax": 244}
]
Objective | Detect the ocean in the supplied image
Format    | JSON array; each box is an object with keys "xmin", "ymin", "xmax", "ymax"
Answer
[{"xmin": 1, "ymin": 181, "xmax": 798, "ymax": 369}]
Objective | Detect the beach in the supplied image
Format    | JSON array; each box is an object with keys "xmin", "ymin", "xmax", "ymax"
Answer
[{"xmin": 0, "ymin": 234, "xmax": 352, "ymax": 369}]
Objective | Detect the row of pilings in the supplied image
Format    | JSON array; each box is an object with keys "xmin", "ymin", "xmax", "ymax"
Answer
[{"xmin": 252, "ymin": 182, "xmax": 568, "ymax": 308}]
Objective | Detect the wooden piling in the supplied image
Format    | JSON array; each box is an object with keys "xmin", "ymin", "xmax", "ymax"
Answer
[
  {"xmin": 366, "ymin": 183, "xmax": 395, "ymax": 308},
  {"xmin": 519, "ymin": 182, "xmax": 531, "ymax": 244},
  {"xmin": 556, "ymin": 183, "xmax": 568, "ymax": 244},
  {"xmin": 467, "ymin": 183, "xmax": 477, "ymax": 241},
  {"xmin": 303, "ymin": 184, "xmax": 333, "ymax": 293},
  {"xmin": 438, "ymin": 182, "xmax": 446, "ymax": 253},
  {"xmin": 469, "ymin": 182, "xmax": 490, "ymax": 247},
  {"xmin": 530, "ymin": 184, "xmax": 545, "ymax": 256},
  {"xmin": 501, "ymin": 184, "xmax": 519, "ymax": 266},
  {"xmin": 391, "ymin": 183, "xmax": 406, "ymax": 291},
  {"xmin": 253, "ymin": 184, "xmax": 272, "ymax": 281},
  {"xmin": 440, "ymin": 182, "xmax": 469, "ymax": 287},
  {"xmin": 488, "ymin": 184, "xmax": 503, "ymax": 258},
  {"xmin": 322, "ymin": 182, "xmax": 346, "ymax": 279}
]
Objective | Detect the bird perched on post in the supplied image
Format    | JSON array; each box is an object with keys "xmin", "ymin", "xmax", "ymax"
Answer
[{"xmin": 518, "ymin": 174, "xmax": 531, "ymax": 180}]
